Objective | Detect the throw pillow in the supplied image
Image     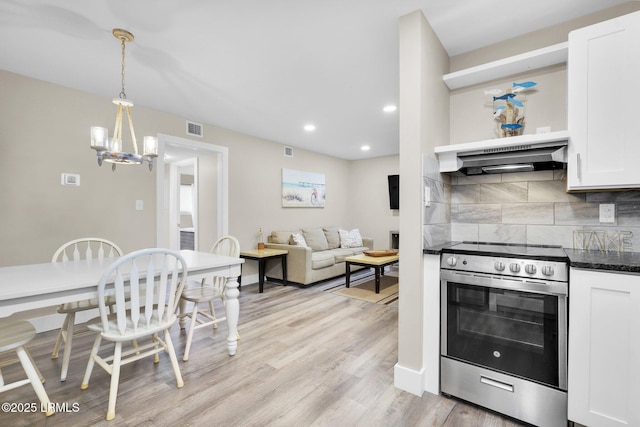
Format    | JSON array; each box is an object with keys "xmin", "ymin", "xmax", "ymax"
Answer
[
  {"xmin": 339, "ymin": 228, "xmax": 363, "ymax": 248},
  {"xmin": 289, "ymin": 232, "xmax": 308, "ymax": 247},
  {"xmin": 323, "ymin": 226, "xmax": 341, "ymax": 249},
  {"xmin": 302, "ymin": 227, "xmax": 329, "ymax": 251}
]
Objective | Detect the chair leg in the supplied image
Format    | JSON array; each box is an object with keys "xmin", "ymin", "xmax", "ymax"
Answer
[
  {"xmin": 16, "ymin": 346, "xmax": 54, "ymax": 416},
  {"xmin": 183, "ymin": 303, "xmax": 199, "ymax": 362},
  {"xmin": 106, "ymin": 342, "xmax": 122, "ymax": 421},
  {"xmin": 81, "ymin": 334, "xmax": 101, "ymax": 390},
  {"xmin": 209, "ymin": 301, "xmax": 218, "ymax": 329},
  {"xmin": 163, "ymin": 330, "xmax": 184, "ymax": 388},
  {"xmin": 152, "ymin": 334, "xmax": 160, "ymax": 363},
  {"xmin": 25, "ymin": 348, "xmax": 45, "ymax": 383},
  {"xmin": 51, "ymin": 312, "xmax": 70, "ymax": 359},
  {"xmin": 59, "ymin": 311, "xmax": 76, "ymax": 381}
]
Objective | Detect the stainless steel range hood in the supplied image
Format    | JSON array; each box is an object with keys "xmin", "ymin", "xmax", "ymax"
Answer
[{"xmin": 434, "ymin": 131, "xmax": 569, "ymax": 176}]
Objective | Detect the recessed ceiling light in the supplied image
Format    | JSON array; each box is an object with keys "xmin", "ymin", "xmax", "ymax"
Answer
[
  {"xmin": 304, "ymin": 124, "xmax": 316, "ymax": 132},
  {"xmin": 361, "ymin": 145, "xmax": 370, "ymax": 151},
  {"xmin": 383, "ymin": 105, "xmax": 397, "ymax": 113}
]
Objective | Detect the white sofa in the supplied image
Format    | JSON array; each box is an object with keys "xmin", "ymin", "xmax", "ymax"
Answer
[{"xmin": 264, "ymin": 226, "xmax": 373, "ymax": 286}]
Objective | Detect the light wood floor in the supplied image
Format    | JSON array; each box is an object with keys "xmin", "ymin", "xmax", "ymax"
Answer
[{"xmin": 1, "ymin": 272, "xmax": 525, "ymax": 427}]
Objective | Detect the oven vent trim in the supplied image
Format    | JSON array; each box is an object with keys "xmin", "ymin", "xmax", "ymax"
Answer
[{"xmin": 481, "ymin": 144, "xmax": 532, "ymax": 154}]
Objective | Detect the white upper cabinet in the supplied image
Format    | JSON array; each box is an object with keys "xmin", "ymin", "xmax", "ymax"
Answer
[{"xmin": 567, "ymin": 11, "xmax": 640, "ymax": 190}]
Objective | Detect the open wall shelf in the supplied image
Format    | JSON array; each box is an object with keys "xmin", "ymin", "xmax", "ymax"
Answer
[{"xmin": 443, "ymin": 42, "xmax": 568, "ymax": 90}]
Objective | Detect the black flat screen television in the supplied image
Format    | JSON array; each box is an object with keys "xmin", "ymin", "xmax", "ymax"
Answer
[{"xmin": 388, "ymin": 174, "xmax": 399, "ymax": 210}]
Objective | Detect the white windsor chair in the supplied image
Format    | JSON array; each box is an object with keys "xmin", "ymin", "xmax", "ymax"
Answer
[
  {"xmin": 0, "ymin": 321, "xmax": 54, "ymax": 416},
  {"xmin": 179, "ymin": 235, "xmax": 240, "ymax": 361},
  {"xmin": 80, "ymin": 248, "xmax": 187, "ymax": 421},
  {"xmin": 51, "ymin": 237, "xmax": 123, "ymax": 381}
]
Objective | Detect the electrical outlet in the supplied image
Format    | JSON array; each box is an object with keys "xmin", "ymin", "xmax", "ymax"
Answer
[
  {"xmin": 536, "ymin": 126, "xmax": 551, "ymax": 134},
  {"xmin": 599, "ymin": 204, "xmax": 615, "ymax": 223}
]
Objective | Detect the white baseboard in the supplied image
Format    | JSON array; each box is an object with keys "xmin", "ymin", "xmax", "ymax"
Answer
[
  {"xmin": 240, "ymin": 273, "xmax": 259, "ymax": 287},
  {"xmin": 394, "ymin": 363, "xmax": 425, "ymax": 396}
]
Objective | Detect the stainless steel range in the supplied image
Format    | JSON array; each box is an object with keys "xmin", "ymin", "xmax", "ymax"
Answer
[{"xmin": 440, "ymin": 242, "xmax": 568, "ymax": 427}]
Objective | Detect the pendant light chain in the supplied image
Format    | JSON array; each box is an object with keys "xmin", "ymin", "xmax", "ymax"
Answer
[{"xmin": 119, "ymin": 36, "xmax": 127, "ymax": 99}]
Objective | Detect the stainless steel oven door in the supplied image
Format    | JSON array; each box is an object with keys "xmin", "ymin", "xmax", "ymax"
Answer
[{"xmin": 440, "ymin": 270, "xmax": 567, "ymax": 390}]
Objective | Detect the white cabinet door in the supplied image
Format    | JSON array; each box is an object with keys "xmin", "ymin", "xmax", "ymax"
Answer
[
  {"xmin": 567, "ymin": 11, "xmax": 640, "ymax": 190},
  {"xmin": 568, "ymin": 268, "xmax": 640, "ymax": 427}
]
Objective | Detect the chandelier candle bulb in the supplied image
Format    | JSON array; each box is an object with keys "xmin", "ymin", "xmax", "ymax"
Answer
[
  {"xmin": 90, "ymin": 126, "xmax": 108, "ymax": 151},
  {"xmin": 143, "ymin": 136, "xmax": 158, "ymax": 157}
]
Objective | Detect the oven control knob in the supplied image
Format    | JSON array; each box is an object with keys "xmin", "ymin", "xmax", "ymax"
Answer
[
  {"xmin": 525, "ymin": 264, "xmax": 537, "ymax": 274},
  {"xmin": 542, "ymin": 265, "xmax": 554, "ymax": 276},
  {"xmin": 446, "ymin": 256, "xmax": 457, "ymax": 267},
  {"xmin": 494, "ymin": 261, "xmax": 505, "ymax": 271},
  {"xmin": 509, "ymin": 263, "xmax": 521, "ymax": 273}
]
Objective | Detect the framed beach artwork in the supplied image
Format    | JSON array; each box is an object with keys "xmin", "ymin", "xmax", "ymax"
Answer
[{"xmin": 282, "ymin": 168, "xmax": 325, "ymax": 208}]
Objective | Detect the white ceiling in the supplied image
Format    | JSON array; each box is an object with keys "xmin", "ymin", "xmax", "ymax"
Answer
[{"xmin": 0, "ymin": 0, "xmax": 631, "ymax": 160}]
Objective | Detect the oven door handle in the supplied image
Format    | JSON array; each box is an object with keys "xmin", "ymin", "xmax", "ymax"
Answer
[{"xmin": 440, "ymin": 270, "xmax": 567, "ymax": 296}]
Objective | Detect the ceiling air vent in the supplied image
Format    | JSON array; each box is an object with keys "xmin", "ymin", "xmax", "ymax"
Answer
[
  {"xmin": 284, "ymin": 146, "xmax": 294, "ymax": 157},
  {"xmin": 186, "ymin": 121, "xmax": 203, "ymax": 137}
]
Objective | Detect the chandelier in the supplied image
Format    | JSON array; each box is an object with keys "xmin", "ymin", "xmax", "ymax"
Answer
[{"xmin": 90, "ymin": 29, "xmax": 158, "ymax": 171}]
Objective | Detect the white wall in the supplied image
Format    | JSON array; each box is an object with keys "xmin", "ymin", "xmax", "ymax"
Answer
[
  {"xmin": 395, "ymin": 9, "xmax": 449, "ymax": 396},
  {"xmin": 348, "ymin": 155, "xmax": 399, "ymax": 250},
  {"xmin": 0, "ymin": 70, "xmax": 392, "ymax": 280}
]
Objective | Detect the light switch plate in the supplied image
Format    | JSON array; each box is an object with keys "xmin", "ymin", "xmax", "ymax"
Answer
[
  {"xmin": 424, "ymin": 187, "xmax": 431, "ymax": 207},
  {"xmin": 599, "ymin": 203, "xmax": 615, "ymax": 223},
  {"xmin": 136, "ymin": 200, "xmax": 144, "ymax": 211}
]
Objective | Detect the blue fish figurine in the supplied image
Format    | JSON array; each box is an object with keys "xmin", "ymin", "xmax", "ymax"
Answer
[
  {"xmin": 501, "ymin": 123, "xmax": 523, "ymax": 130},
  {"xmin": 513, "ymin": 81, "xmax": 537, "ymax": 88},
  {"xmin": 508, "ymin": 98, "xmax": 524, "ymax": 107},
  {"xmin": 493, "ymin": 93, "xmax": 516, "ymax": 101}
]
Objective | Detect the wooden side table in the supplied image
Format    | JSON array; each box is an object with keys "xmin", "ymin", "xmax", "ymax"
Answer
[
  {"xmin": 344, "ymin": 253, "xmax": 399, "ymax": 294},
  {"xmin": 239, "ymin": 248, "xmax": 288, "ymax": 293}
]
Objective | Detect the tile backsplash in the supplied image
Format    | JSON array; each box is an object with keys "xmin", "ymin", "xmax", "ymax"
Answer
[{"xmin": 423, "ymin": 154, "xmax": 640, "ymax": 251}]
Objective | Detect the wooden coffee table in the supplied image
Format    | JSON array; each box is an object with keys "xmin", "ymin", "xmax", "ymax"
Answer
[
  {"xmin": 344, "ymin": 253, "xmax": 399, "ymax": 293},
  {"xmin": 240, "ymin": 248, "xmax": 288, "ymax": 293}
]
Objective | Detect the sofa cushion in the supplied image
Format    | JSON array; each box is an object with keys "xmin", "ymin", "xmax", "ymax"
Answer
[
  {"xmin": 331, "ymin": 248, "xmax": 356, "ymax": 263},
  {"xmin": 339, "ymin": 228, "xmax": 363, "ymax": 248},
  {"xmin": 289, "ymin": 232, "xmax": 308, "ymax": 247},
  {"xmin": 270, "ymin": 230, "xmax": 299, "ymax": 244},
  {"xmin": 302, "ymin": 227, "xmax": 329, "ymax": 251},
  {"xmin": 311, "ymin": 251, "xmax": 335, "ymax": 269},
  {"xmin": 322, "ymin": 226, "xmax": 341, "ymax": 249}
]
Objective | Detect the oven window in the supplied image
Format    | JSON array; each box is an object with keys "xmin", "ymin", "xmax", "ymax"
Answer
[{"xmin": 446, "ymin": 282, "xmax": 560, "ymax": 387}]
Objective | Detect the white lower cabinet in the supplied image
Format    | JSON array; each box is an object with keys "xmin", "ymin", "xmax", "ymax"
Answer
[{"xmin": 568, "ymin": 268, "xmax": 640, "ymax": 426}]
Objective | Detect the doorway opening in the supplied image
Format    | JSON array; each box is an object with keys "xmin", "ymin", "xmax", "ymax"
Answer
[{"xmin": 156, "ymin": 133, "xmax": 228, "ymax": 251}]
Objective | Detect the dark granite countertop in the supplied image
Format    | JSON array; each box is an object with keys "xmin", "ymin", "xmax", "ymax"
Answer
[
  {"xmin": 424, "ymin": 243, "xmax": 640, "ymax": 274},
  {"xmin": 564, "ymin": 248, "xmax": 640, "ymax": 274},
  {"xmin": 423, "ymin": 242, "xmax": 460, "ymax": 255}
]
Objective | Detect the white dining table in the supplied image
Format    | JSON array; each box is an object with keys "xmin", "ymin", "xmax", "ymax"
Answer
[{"xmin": 0, "ymin": 250, "xmax": 244, "ymax": 356}]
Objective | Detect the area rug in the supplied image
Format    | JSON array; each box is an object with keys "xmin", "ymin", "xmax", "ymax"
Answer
[{"xmin": 330, "ymin": 275, "xmax": 398, "ymax": 305}]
